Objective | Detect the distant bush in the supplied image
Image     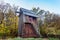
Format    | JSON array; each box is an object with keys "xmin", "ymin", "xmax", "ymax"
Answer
[{"xmin": 39, "ymin": 13, "xmax": 60, "ymax": 37}]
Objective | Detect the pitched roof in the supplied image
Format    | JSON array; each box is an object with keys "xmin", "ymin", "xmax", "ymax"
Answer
[{"xmin": 20, "ymin": 8, "xmax": 38, "ymax": 17}]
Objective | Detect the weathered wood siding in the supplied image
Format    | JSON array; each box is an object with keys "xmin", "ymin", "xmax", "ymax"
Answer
[
  {"xmin": 21, "ymin": 23, "xmax": 39, "ymax": 38},
  {"xmin": 18, "ymin": 13, "xmax": 24, "ymax": 36}
]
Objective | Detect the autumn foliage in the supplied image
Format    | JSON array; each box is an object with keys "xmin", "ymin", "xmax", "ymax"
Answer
[{"xmin": 0, "ymin": 6, "xmax": 18, "ymax": 37}]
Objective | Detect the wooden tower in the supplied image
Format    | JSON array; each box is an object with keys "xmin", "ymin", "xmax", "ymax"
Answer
[{"xmin": 17, "ymin": 8, "xmax": 40, "ymax": 38}]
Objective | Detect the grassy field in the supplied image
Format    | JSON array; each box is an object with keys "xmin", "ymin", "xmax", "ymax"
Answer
[{"xmin": 0, "ymin": 37, "xmax": 59, "ymax": 40}]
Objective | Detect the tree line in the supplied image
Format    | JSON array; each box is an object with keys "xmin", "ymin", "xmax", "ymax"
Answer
[{"xmin": 0, "ymin": 2, "xmax": 60, "ymax": 38}]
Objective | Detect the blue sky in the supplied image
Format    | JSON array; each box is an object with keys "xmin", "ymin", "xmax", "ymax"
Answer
[{"xmin": 0, "ymin": 0, "xmax": 60, "ymax": 14}]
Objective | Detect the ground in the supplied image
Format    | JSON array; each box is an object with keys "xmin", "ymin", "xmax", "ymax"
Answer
[{"xmin": 0, "ymin": 37, "xmax": 60, "ymax": 40}]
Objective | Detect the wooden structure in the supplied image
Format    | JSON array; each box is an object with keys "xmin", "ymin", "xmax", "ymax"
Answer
[{"xmin": 17, "ymin": 8, "xmax": 40, "ymax": 38}]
